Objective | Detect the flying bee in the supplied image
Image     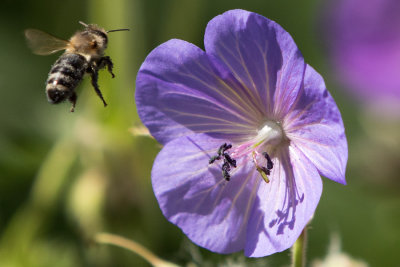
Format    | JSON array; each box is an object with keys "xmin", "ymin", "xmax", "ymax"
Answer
[{"xmin": 25, "ymin": 22, "xmax": 129, "ymax": 112}]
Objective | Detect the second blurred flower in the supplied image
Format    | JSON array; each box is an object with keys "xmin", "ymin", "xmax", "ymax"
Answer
[{"xmin": 324, "ymin": 0, "xmax": 400, "ymax": 109}]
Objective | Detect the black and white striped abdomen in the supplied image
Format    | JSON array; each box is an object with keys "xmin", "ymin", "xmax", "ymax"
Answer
[{"xmin": 46, "ymin": 53, "xmax": 88, "ymax": 103}]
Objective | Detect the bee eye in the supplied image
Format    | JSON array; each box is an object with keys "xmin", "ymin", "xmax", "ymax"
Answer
[{"xmin": 91, "ymin": 41, "xmax": 98, "ymax": 48}]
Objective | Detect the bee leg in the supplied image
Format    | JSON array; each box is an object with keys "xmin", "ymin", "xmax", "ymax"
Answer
[
  {"xmin": 89, "ymin": 68, "xmax": 108, "ymax": 107},
  {"xmin": 99, "ymin": 56, "xmax": 115, "ymax": 78},
  {"xmin": 68, "ymin": 92, "xmax": 77, "ymax": 112}
]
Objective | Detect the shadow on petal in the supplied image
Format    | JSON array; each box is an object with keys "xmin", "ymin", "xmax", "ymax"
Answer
[
  {"xmin": 153, "ymin": 134, "xmax": 265, "ymax": 254},
  {"xmin": 245, "ymin": 145, "xmax": 321, "ymax": 257},
  {"xmin": 268, "ymin": 148, "xmax": 305, "ymax": 235}
]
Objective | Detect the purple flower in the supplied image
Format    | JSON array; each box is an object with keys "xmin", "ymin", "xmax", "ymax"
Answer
[
  {"xmin": 136, "ymin": 9, "xmax": 347, "ymax": 257},
  {"xmin": 324, "ymin": 0, "xmax": 400, "ymax": 103}
]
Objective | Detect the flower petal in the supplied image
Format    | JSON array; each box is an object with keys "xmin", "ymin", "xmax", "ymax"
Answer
[
  {"xmin": 152, "ymin": 133, "xmax": 260, "ymax": 254},
  {"xmin": 284, "ymin": 65, "xmax": 347, "ymax": 184},
  {"xmin": 204, "ymin": 9, "xmax": 306, "ymax": 119},
  {"xmin": 245, "ymin": 145, "xmax": 322, "ymax": 257},
  {"xmin": 135, "ymin": 39, "xmax": 262, "ymax": 145}
]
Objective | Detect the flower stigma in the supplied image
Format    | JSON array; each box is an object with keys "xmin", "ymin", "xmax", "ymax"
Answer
[{"xmin": 253, "ymin": 120, "xmax": 284, "ymax": 148}]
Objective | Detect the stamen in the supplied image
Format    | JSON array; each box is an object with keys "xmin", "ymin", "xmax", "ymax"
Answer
[
  {"xmin": 260, "ymin": 167, "xmax": 270, "ymax": 176},
  {"xmin": 223, "ymin": 153, "xmax": 236, "ymax": 168},
  {"xmin": 222, "ymin": 161, "xmax": 231, "ymax": 181},
  {"xmin": 218, "ymin": 143, "xmax": 232, "ymax": 155},
  {"xmin": 252, "ymin": 151, "xmax": 271, "ymax": 183},
  {"xmin": 209, "ymin": 155, "xmax": 221, "ymax": 164},
  {"xmin": 263, "ymin": 152, "xmax": 274, "ymax": 170},
  {"xmin": 256, "ymin": 166, "xmax": 270, "ymax": 183},
  {"xmin": 209, "ymin": 143, "xmax": 237, "ymax": 181}
]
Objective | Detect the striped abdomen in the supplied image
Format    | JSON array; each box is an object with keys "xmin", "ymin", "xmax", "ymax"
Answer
[{"xmin": 46, "ymin": 53, "xmax": 88, "ymax": 104}]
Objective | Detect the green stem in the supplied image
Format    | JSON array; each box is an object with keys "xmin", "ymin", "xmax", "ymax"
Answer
[
  {"xmin": 292, "ymin": 226, "xmax": 307, "ymax": 267},
  {"xmin": 94, "ymin": 233, "xmax": 181, "ymax": 267}
]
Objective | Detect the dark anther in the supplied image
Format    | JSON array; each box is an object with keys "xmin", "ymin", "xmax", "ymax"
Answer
[
  {"xmin": 222, "ymin": 161, "xmax": 231, "ymax": 181},
  {"xmin": 209, "ymin": 143, "xmax": 234, "ymax": 165},
  {"xmin": 224, "ymin": 153, "xmax": 236, "ymax": 168},
  {"xmin": 209, "ymin": 143, "xmax": 236, "ymax": 182},
  {"xmin": 263, "ymin": 152, "xmax": 274, "ymax": 170},
  {"xmin": 217, "ymin": 143, "xmax": 232, "ymax": 156},
  {"xmin": 223, "ymin": 171, "xmax": 231, "ymax": 181},
  {"xmin": 217, "ymin": 143, "xmax": 227, "ymax": 156},
  {"xmin": 260, "ymin": 166, "xmax": 271, "ymax": 175},
  {"xmin": 209, "ymin": 155, "xmax": 221, "ymax": 164},
  {"xmin": 222, "ymin": 161, "xmax": 231, "ymax": 172}
]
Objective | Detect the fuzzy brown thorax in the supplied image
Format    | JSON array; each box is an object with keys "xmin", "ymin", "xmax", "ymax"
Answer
[{"xmin": 66, "ymin": 24, "xmax": 108, "ymax": 60}]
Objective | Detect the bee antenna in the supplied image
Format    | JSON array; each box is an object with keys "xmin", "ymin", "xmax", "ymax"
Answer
[
  {"xmin": 79, "ymin": 21, "xmax": 89, "ymax": 27},
  {"xmin": 107, "ymin": 28, "xmax": 130, "ymax": 33}
]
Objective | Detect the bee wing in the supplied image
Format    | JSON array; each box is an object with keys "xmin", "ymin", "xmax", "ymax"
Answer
[{"xmin": 24, "ymin": 29, "xmax": 69, "ymax": 55}]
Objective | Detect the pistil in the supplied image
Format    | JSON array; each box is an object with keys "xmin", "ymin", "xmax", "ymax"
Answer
[{"xmin": 253, "ymin": 121, "xmax": 283, "ymax": 148}]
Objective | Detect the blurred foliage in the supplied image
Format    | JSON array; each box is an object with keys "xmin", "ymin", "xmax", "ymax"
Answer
[{"xmin": 0, "ymin": 0, "xmax": 399, "ymax": 266}]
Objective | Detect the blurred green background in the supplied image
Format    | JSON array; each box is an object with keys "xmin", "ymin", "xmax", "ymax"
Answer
[{"xmin": 1, "ymin": 0, "xmax": 399, "ymax": 266}]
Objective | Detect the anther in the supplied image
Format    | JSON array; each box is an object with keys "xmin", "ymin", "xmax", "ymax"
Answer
[
  {"xmin": 223, "ymin": 171, "xmax": 231, "ymax": 181},
  {"xmin": 256, "ymin": 166, "xmax": 270, "ymax": 184},
  {"xmin": 252, "ymin": 151, "xmax": 271, "ymax": 183},
  {"xmin": 260, "ymin": 166, "xmax": 270, "ymax": 176},
  {"xmin": 223, "ymin": 153, "xmax": 236, "ymax": 168},
  {"xmin": 256, "ymin": 166, "xmax": 270, "ymax": 183},
  {"xmin": 209, "ymin": 155, "xmax": 221, "ymax": 164},
  {"xmin": 217, "ymin": 143, "xmax": 232, "ymax": 156},
  {"xmin": 222, "ymin": 161, "xmax": 231, "ymax": 181},
  {"xmin": 209, "ymin": 143, "xmax": 236, "ymax": 181},
  {"xmin": 209, "ymin": 143, "xmax": 234, "ymax": 165},
  {"xmin": 263, "ymin": 152, "xmax": 274, "ymax": 171}
]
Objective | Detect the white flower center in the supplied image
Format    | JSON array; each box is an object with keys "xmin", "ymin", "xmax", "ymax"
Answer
[{"xmin": 253, "ymin": 121, "xmax": 283, "ymax": 148}]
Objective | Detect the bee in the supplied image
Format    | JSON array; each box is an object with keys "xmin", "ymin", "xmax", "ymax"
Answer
[{"xmin": 25, "ymin": 22, "xmax": 129, "ymax": 112}]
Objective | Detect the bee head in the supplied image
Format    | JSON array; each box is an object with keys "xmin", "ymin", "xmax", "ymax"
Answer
[
  {"xmin": 47, "ymin": 88, "xmax": 70, "ymax": 104},
  {"xmin": 67, "ymin": 22, "xmax": 128, "ymax": 59},
  {"xmin": 68, "ymin": 23, "xmax": 109, "ymax": 58}
]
